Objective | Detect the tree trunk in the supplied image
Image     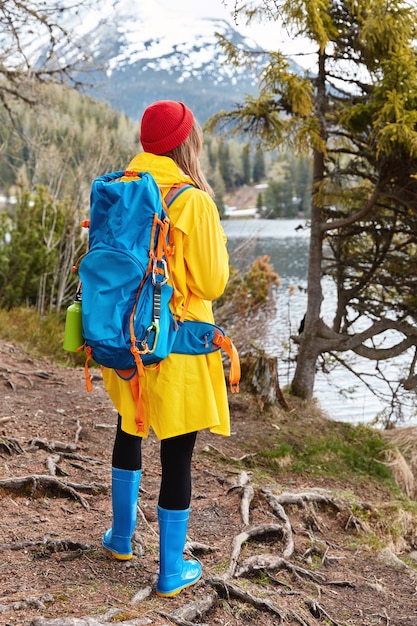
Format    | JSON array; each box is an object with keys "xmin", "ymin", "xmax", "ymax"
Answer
[
  {"xmin": 290, "ymin": 331, "xmax": 321, "ymax": 401},
  {"xmin": 291, "ymin": 49, "xmax": 327, "ymax": 401},
  {"xmin": 252, "ymin": 355, "xmax": 289, "ymax": 410}
]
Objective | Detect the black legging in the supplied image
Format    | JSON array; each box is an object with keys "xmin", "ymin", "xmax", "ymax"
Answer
[{"xmin": 112, "ymin": 414, "xmax": 197, "ymax": 510}]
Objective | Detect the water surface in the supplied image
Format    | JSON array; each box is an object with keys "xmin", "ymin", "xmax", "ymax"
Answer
[{"xmin": 222, "ymin": 219, "xmax": 416, "ymax": 426}]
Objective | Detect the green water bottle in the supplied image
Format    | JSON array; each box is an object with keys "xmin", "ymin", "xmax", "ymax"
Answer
[{"xmin": 63, "ymin": 288, "xmax": 83, "ymax": 352}]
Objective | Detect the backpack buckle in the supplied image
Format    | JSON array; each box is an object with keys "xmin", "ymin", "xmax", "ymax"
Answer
[
  {"xmin": 152, "ymin": 258, "xmax": 169, "ymax": 286},
  {"xmin": 141, "ymin": 321, "xmax": 160, "ymax": 354}
]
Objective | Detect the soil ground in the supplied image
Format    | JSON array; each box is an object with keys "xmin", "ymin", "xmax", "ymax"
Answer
[{"xmin": 1, "ymin": 339, "xmax": 417, "ymax": 626}]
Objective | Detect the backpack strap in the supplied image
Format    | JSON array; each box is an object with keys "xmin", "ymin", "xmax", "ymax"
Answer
[
  {"xmin": 212, "ymin": 330, "xmax": 240, "ymax": 393},
  {"xmin": 162, "ymin": 184, "xmax": 195, "ymax": 324},
  {"xmin": 164, "ymin": 183, "xmax": 194, "ymax": 207}
]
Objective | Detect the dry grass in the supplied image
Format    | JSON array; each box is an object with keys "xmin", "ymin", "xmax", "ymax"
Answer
[{"xmin": 382, "ymin": 426, "xmax": 417, "ymax": 498}]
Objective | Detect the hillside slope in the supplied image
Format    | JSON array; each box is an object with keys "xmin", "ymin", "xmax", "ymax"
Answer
[{"xmin": 1, "ymin": 339, "xmax": 417, "ymax": 625}]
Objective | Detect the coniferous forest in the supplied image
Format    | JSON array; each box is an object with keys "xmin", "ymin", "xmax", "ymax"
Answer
[{"xmin": 0, "ymin": 83, "xmax": 312, "ymax": 313}]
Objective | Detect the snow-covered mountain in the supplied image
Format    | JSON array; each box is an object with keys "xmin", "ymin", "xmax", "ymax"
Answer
[{"xmin": 56, "ymin": 1, "xmax": 298, "ymax": 123}]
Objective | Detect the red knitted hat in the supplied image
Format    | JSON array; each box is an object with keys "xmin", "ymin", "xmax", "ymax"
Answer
[{"xmin": 140, "ymin": 100, "xmax": 194, "ymax": 155}]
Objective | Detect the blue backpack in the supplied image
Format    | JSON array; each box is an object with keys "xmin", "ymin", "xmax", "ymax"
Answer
[{"xmin": 76, "ymin": 170, "xmax": 240, "ymax": 397}]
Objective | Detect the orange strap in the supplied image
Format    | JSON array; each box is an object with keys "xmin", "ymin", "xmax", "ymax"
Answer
[
  {"xmin": 155, "ymin": 217, "xmax": 170, "ymax": 262},
  {"xmin": 129, "ymin": 375, "xmax": 146, "ymax": 434},
  {"xmin": 179, "ymin": 291, "xmax": 192, "ymax": 324},
  {"xmin": 82, "ymin": 345, "xmax": 93, "ymax": 393},
  {"xmin": 213, "ymin": 332, "xmax": 241, "ymax": 393},
  {"xmin": 130, "ymin": 346, "xmax": 145, "ymax": 377},
  {"xmin": 129, "ymin": 363, "xmax": 160, "ymax": 435}
]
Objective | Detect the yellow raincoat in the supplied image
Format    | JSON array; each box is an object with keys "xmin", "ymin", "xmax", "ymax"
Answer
[{"xmin": 101, "ymin": 152, "xmax": 231, "ymax": 440}]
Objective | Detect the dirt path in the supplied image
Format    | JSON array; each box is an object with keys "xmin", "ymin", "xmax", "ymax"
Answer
[{"xmin": 1, "ymin": 339, "xmax": 417, "ymax": 625}]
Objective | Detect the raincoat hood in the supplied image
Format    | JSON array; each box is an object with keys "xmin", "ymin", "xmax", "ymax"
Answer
[{"xmin": 126, "ymin": 152, "xmax": 195, "ymax": 191}]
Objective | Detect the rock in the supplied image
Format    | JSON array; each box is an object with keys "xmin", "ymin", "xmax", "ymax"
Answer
[{"xmin": 377, "ymin": 547, "xmax": 410, "ymax": 571}]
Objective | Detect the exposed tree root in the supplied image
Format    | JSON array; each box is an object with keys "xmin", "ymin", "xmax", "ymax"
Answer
[
  {"xmin": 227, "ymin": 523, "xmax": 286, "ymax": 577},
  {"xmin": 228, "ymin": 470, "xmax": 255, "ymax": 525},
  {"xmin": 0, "ymin": 474, "xmax": 106, "ymax": 509},
  {"xmin": 0, "ymin": 535, "xmax": 94, "ymax": 554},
  {"xmin": 186, "ymin": 540, "xmax": 219, "ymax": 555},
  {"xmin": 30, "ymin": 608, "xmax": 153, "ymax": 625},
  {"xmin": 46, "ymin": 453, "xmax": 69, "ymax": 476},
  {"xmin": 156, "ymin": 592, "xmax": 216, "ymax": 626},
  {"xmin": 220, "ymin": 482, "xmax": 368, "ymax": 625},
  {"xmin": 0, "ymin": 594, "xmax": 54, "ymax": 616},
  {"xmin": 275, "ymin": 490, "xmax": 346, "ymax": 510},
  {"xmin": 202, "ymin": 443, "xmax": 257, "ymax": 463},
  {"xmin": 2, "ymin": 448, "xmax": 385, "ymax": 626},
  {"xmin": 0, "ymin": 435, "xmax": 24, "ymax": 455},
  {"xmin": 235, "ymin": 553, "xmax": 326, "ymax": 582},
  {"xmin": 305, "ymin": 598, "xmax": 344, "ymax": 625},
  {"xmin": 61, "ymin": 452, "xmax": 106, "ymax": 466},
  {"xmin": 28, "ymin": 438, "xmax": 78, "ymax": 453},
  {"xmin": 262, "ymin": 486, "xmax": 294, "ymax": 558},
  {"xmin": 206, "ymin": 574, "xmax": 286, "ymax": 621}
]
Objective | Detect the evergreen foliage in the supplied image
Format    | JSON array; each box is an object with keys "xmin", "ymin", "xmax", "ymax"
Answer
[
  {"xmin": 0, "ymin": 80, "xmax": 312, "ymax": 316},
  {"xmin": 0, "ymin": 83, "xmax": 138, "ymax": 200},
  {"xmin": 208, "ymin": 0, "xmax": 417, "ymax": 423},
  {"xmin": 202, "ymin": 135, "xmax": 312, "ymax": 217},
  {"xmin": 252, "ymin": 147, "xmax": 266, "ymax": 183},
  {"xmin": 0, "ymin": 84, "xmax": 139, "ymax": 312},
  {"xmin": 0, "ymin": 187, "xmax": 82, "ymax": 312}
]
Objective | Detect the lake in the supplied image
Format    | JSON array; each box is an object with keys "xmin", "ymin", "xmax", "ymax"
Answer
[{"xmin": 222, "ymin": 219, "xmax": 417, "ymax": 426}]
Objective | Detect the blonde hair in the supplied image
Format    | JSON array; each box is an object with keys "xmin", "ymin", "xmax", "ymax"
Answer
[{"xmin": 164, "ymin": 121, "xmax": 214, "ymax": 198}]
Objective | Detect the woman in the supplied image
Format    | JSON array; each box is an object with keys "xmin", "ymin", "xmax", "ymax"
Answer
[{"xmin": 101, "ymin": 100, "xmax": 231, "ymax": 597}]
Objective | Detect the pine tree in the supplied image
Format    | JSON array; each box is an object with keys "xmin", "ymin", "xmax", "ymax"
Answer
[
  {"xmin": 208, "ymin": 0, "xmax": 417, "ymax": 416},
  {"xmin": 252, "ymin": 148, "xmax": 265, "ymax": 183},
  {"xmin": 242, "ymin": 148, "xmax": 251, "ymax": 184}
]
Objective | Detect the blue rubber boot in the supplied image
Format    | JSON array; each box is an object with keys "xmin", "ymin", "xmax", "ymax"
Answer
[
  {"xmin": 102, "ymin": 468, "xmax": 142, "ymax": 560},
  {"xmin": 156, "ymin": 505, "xmax": 202, "ymax": 597}
]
